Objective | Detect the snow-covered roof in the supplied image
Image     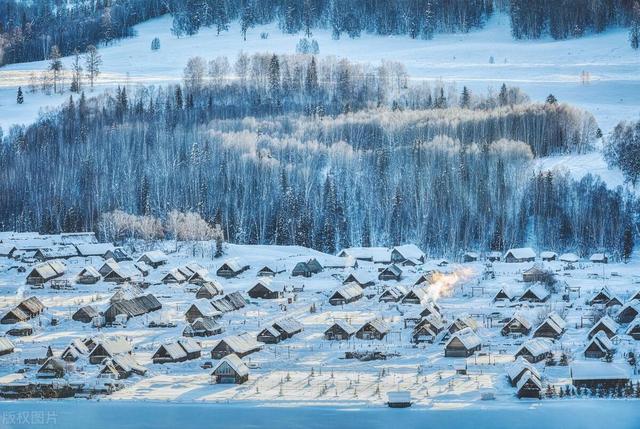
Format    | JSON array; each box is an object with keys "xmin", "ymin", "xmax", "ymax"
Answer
[
  {"xmin": 35, "ymin": 245, "xmax": 78, "ymax": 259},
  {"xmin": 273, "ymin": 317, "xmax": 304, "ymax": 334},
  {"xmin": 518, "ymin": 338, "xmax": 552, "ymax": 357},
  {"xmin": 588, "ymin": 316, "xmax": 618, "ymax": 338},
  {"xmin": 0, "ymin": 244, "xmax": 16, "ymax": 256},
  {"xmin": 0, "ymin": 337, "xmax": 15, "ymax": 353},
  {"xmin": 215, "ymin": 333, "xmax": 262, "ymax": 355},
  {"xmin": 213, "ymin": 354, "xmax": 249, "ymax": 377},
  {"xmin": 506, "ymin": 313, "xmax": 532, "ymax": 330},
  {"xmin": 540, "ymin": 251, "xmax": 557, "ymax": 259},
  {"xmin": 162, "ymin": 268, "xmax": 187, "ymax": 282},
  {"xmin": 545, "ymin": 312, "xmax": 567, "ymax": 332},
  {"xmin": 590, "ymin": 253, "xmax": 607, "ymax": 262},
  {"xmin": 337, "ymin": 247, "xmax": 391, "ymax": 263},
  {"xmin": 559, "ymin": 253, "xmax": 579, "ymax": 263},
  {"xmin": 506, "ymin": 357, "xmax": 539, "ymax": 381},
  {"xmin": 158, "ymin": 342, "xmax": 188, "ymax": 360},
  {"xmin": 446, "ymin": 327, "xmax": 481, "ymax": 349},
  {"xmin": 571, "ymin": 361, "xmax": 630, "ymax": 381},
  {"xmin": 392, "ymin": 244, "xmax": 425, "ymax": 261},
  {"xmin": 332, "ymin": 283, "xmax": 364, "ymax": 300},
  {"xmin": 75, "ymin": 243, "xmax": 115, "ymax": 257},
  {"xmin": 330, "ymin": 320, "xmax": 357, "ymax": 335},
  {"xmin": 78, "ymin": 266, "xmax": 101, "ymax": 278},
  {"xmin": 138, "ymin": 250, "xmax": 168, "ymax": 264},
  {"xmin": 586, "ymin": 331, "xmax": 614, "ymax": 352},
  {"xmin": 362, "ymin": 318, "xmax": 390, "ymax": 334},
  {"xmin": 220, "ymin": 257, "xmax": 249, "ymax": 273},
  {"xmin": 380, "ymin": 285, "xmax": 408, "ymax": 300},
  {"xmin": 521, "ymin": 284, "xmax": 550, "ymax": 301},
  {"xmin": 344, "ymin": 271, "xmax": 376, "ymax": 285},
  {"xmin": 188, "ymin": 299, "xmax": 221, "ymax": 318},
  {"xmin": 516, "ymin": 369, "xmax": 542, "ymax": 391},
  {"xmin": 504, "ymin": 247, "xmax": 536, "ymax": 260},
  {"xmin": 387, "ymin": 391, "xmax": 411, "ymax": 403}
]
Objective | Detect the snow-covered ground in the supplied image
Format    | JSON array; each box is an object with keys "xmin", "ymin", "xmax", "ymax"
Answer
[{"xmin": 0, "ymin": 235, "xmax": 638, "ymax": 411}]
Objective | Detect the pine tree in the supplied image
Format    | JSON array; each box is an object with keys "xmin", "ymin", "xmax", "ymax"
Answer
[
  {"xmin": 175, "ymin": 85, "xmax": 183, "ymax": 109},
  {"xmin": 305, "ymin": 56, "xmax": 318, "ymax": 94},
  {"xmin": 70, "ymin": 49, "xmax": 83, "ymax": 93},
  {"xmin": 49, "ymin": 45, "xmax": 63, "ymax": 93},
  {"xmin": 16, "ymin": 86, "xmax": 24, "ymax": 104},
  {"xmin": 498, "ymin": 83, "xmax": 509, "ymax": 106},
  {"xmin": 85, "ymin": 45, "xmax": 102, "ymax": 90},
  {"xmin": 460, "ymin": 86, "xmax": 471, "ymax": 108},
  {"xmin": 269, "ymin": 54, "xmax": 281, "ymax": 96},
  {"xmin": 546, "ymin": 94, "xmax": 558, "ymax": 105}
]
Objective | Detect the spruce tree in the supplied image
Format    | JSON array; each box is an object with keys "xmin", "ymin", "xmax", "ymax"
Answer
[{"xmin": 16, "ymin": 86, "xmax": 24, "ymax": 104}]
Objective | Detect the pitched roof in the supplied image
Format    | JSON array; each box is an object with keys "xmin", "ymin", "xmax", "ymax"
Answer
[
  {"xmin": 329, "ymin": 320, "xmax": 357, "ymax": 335},
  {"xmin": 517, "ymin": 338, "xmax": 553, "ymax": 357},
  {"xmin": 446, "ymin": 327, "xmax": 481, "ymax": 349},
  {"xmin": 362, "ymin": 318, "xmax": 390, "ymax": 334},
  {"xmin": 516, "ymin": 369, "xmax": 542, "ymax": 391},
  {"xmin": 219, "ymin": 258, "xmax": 249, "ymax": 273},
  {"xmin": 540, "ymin": 251, "xmax": 558, "ymax": 259},
  {"xmin": 273, "ymin": 318, "xmax": 304, "ymax": 335},
  {"xmin": 392, "ymin": 244, "xmax": 425, "ymax": 260},
  {"xmin": 78, "ymin": 266, "xmax": 101, "ymax": 278},
  {"xmin": 337, "ymin": 247, "xmax": 392, "ymax": 263},
  {"xmin": 331, "ymin": 283, "xmax": 363, "ymax": 300},
  {"xmin": 214, "ymin": 333, "xmax": 262, "ymax": 354},
  {"xmin": 521, "ymin": 284, "xmax": 550, "ymax": 301},
  {"xmin": 506, "ymin": 357, "xmax": 540, "ymax": 382},
  {"xmin": 0, "ymin": 337, "xmax": 15, "ymax": 353},
  {"xmin": 213, "ymin": 354, "xmax": 249, "ymax": 377},
  {"xmin": 505, "ymin": 313, "xmax": 532, "ymax": 330},
  {"xmin": 95, "ymin": 337, "xmax": 132, "ymax": 356},
  {"xmin": 380, "ymin": 264, "xmax": 402, "ymax": 277},
  {"xmin": 188, "ymin": 299, "xmax": 222, "ymax": 318},
  {"xmin": 139, "ymin": 250, "xmax": 168, "ymax": 263},
  {"xmin": 559, "ymin": 253, "xmax": 579, "ymax": 263},
  {"xmin": 504, "ymin": 247, "xmax": 536, "ymax": 260},
  {"xmin": 586, "ymin": 331, "xmax": 614, "ymax": 352},
  {"xmin": 589, "ymin": 316, "xmax": 618, "ymax": 337},
  {"xmin": 590, "ymin": 253, "xmax": 608, "ymax": 262},
  {"xmin": 75, "ymin": 243, "xmax": 115, "ymax": 257}
]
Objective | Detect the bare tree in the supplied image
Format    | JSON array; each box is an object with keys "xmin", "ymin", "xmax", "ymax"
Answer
[{"xmin": 84, "ymin": 45, "xmax": 102, "ymax": 90}]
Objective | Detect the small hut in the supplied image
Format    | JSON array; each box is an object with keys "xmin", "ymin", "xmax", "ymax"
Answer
[{"xmin": 211, "ymin": 354, "xmax": 249, "ymax": 384}]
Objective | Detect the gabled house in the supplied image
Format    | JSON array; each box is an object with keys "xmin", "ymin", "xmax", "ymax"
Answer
[
  {"xmin": 448, "ymin": 314, "xmax": 478, "ymax": 335},
  {"xmin": 137, "ymin": 250, "xmax": 168, "ymax": 268},
  {"xmin": 211, "ymin": 354, "xmax": 249, "ymax": 384},
  {"xmin": 161, "ymin": 268, "xmax": 187, "ymax": 284},
  {"xmin": 616, "ymin": 301, "xmax": 640, "ymax": 324},
  {"xmin": 272, "ymin": 318, "xmax": 304, "ymax": 340},
  {"xmin": 0, "ymin": 337, "xmax": 15, "ymax": 356},
  {"xmin": 390, "ymin": 244, "xmax": 426, "ymax": 264},
  {"xmin": 328, "ymin": 283, "xmax": 363, "ymax": 306},
  {"xmin": 584, "ymin": 331, "xmax": 614, "ymax": 359},
  {"xmin": 337, "ymin": 247, "xmax": 391, "ymax": 264},
  {"xmin": 183, "ymin": 317, "xmax": 224, "ymax": 337},
  {"xmin": 516, "ymin": 370, "xmax": 542, "ymax": 399},
  {"xmin": 257, "ymin": 325, "xmax": 283, "ymax": 344},
  {"xmin": 26, "ymin": 260, "xmax": 66, "ymax": 285},
  {"xmin": 343, "ymin": 272, "xmax": 376, "ymax": 288},
  {"xmin": 100, "ymin": 355, "xmax": 147, "ymax": 379},
  {"xmin": 493, "ymin": 288, "xmax": 514, "ymax": 302},
  {"xmin": 37, "ymin": 357, "xmax": 68, "ymax": 379},
  {"xmin": 515, "ymin": 338, "xmax": 553, "ymax": 363},
  {"xmin": 378, "ymin": 264, "xmax": 402, "ymax": 281},
  {"xmin": 588, "ymin": 286, "xmax": 615, "ymax": 306},
  {"xmin": 103, "ymin": 247, "xmax": 132, "ymax": 262},
  {"xmin": 195, "ymin": 282, "xmax": 223, "ymax": 300},
  {"xmin": 401, "ymin": 285, "xmax": 430, "ymax": 305},
  {"xmin": 76, "ymin": 266, "xmax": 101, "ymax": 284},
  {"xmin": 501, "ymin": 314, "xmax": 532, "ymax": 336},
  {"xmin": 506, "ymin": 357, "xmax": 540, "ymax": 387},
  {"xmin": 504, "ymin": 248, "xmax": 536, "ymax": 263},
  {"xmin": 626, "ymin": 319, "xmax": 640, "ymax": 340},
  {"xmin": 247, "ymin": 278, "xmax": 284, "ymax": 299},
  {"xmin": 356, "ymin": 319, "xmax": 390, "ymax": 340},
  {"xmin": 152, "ymin": 339, "xmax": 201, "ymax": 364},
  {"xmin": 519, "ymin": 284, "xmax": 550, "ymax": 303},
  {"xmin": 61, "ymin": 339, "xmax": 90, "ymax": 362},
  {"xmin": 378, "ymin": 285, "xmax": 408, "ymax": 303},
  {"xmin": 587, "ymin": 316, "xmax": 618, "ymax": 340},
  {"xmin": 590, "ymin": 253, "xmax": 608, "ymax": 264},
  {"xmin": 571, "ymin": 361, "xmax": 630, "ymax": 390},
  {"xmin": 324, "ymin": 320, "xmax": 357, "ymax": 340},
  {"xmin": 533, "ymin": 312, "xmax": 566, "ymax": 339},
  {"xmin": 540, "ymin": 251, "xmax": 558, "ymax": 262},
  {"xmin": 104, "ymin": 294, "xmax": 162, "ymax": 324},
  {"xmin": 444, "ymin": 327, "xmax": 482, "ymax": 357},
  {"xmin": 88, "ymin": 337, "xmax": 132, "ymax": 364},
  {"xmin": 522, "ymin": 266, "xmax": 548, "ymax": 283},
  {"xmin": 185, "ymin": 299, "xmax": 222, "ymax": 323},
  {"xmin": 257, "ymin": 265, "xmax": 285, "ymax": 277},
  {"xmin": 210, "ymin": 333, "xmax": 262, "ymax": 359},
  {"xmin": 216, "ymin": 258, "xmax": 250, "ymax": 278},
  {"xmin": 72, "ymin": 305, "xmax": 99, "ymax": 323}
]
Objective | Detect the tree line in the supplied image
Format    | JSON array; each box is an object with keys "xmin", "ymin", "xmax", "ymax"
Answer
[{"xmin": 0, "ymin": 54, "xmax": 632, "ymax": 258}]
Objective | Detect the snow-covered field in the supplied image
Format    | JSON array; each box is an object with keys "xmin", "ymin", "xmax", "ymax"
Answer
[{"xmin": 0, "ymin": 234, "xmax": 638, "ymax": 414}]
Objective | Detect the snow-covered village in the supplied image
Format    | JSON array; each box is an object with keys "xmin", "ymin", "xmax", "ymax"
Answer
[{"xmin": 1, "ymin": 0, "xmax": 640, "ymax": 428}]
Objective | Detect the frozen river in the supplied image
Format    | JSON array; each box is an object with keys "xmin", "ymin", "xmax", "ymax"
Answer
[{"xmin": 0, "ymin": 400, "xmax": 638, "ymax": 429}]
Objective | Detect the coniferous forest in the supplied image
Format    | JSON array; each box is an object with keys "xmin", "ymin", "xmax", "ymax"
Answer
[
  {"xmin": 1, "ymin": 0, "xmax": 639, "ymax": 67},
  {"xmin": 0, "ymin": 53, "xmax": 635, "ymax": 257}
]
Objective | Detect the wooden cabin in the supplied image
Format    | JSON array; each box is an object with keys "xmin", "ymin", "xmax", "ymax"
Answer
[
  {"xmin": 183, "ymin": 317, "xmax": 224, "ymax": 337},
  {"xmin": 26, "ymin": 261, "xmax": 65, "ymax": 285},
  {"xmin": 137, "ymin": 250, "xmax": 168, "ymax": 268},
  {"xmin": 272, "ymin": 318, "xmax": 304, "ymax": 340},
  {"xmin": 588, "ymin": 287, "xmax": 615, "ymax": 306},
  {"xmin": 100, "ymin": 355, "xmax": 147, "ymax": 379},
  {"xmin": 412, "ymin": 315, "xmax": 444, "ymax": 343},
  {"xmin": 61, "ymin": 339, "xmax": 90, "ymax": 362},
  {"xmin": 533, "ymin": 312, "xmax": 566, "ymax": 339},
  {"xmin": 152, "ymin": 339, "xmax": 201, "ymax": 364},
  {"xmin": 34, "ymin": 245, "xmax": 78, "ymax": 261},
  {"xmin": 211, "ymin": 354, "xmax": 249, "ymax": 384},
  {"xmin": 515, "ymin": 338, "xmax": 553, "ymax": 363},
  {"xmin": 504, "ymin": 248, "xmax": 536, "ymax": 263},
  {"xmin": 379, "ymin": 285, "xmax": 408, "ymax": 303},
  {"xmin": 506, "ymin": 357, "xmax": 540, "ymax": 387},
  {"xmin": 75, "ymin": 243, "xmax": 114, "ymax": 258},
  {"xmin": 89, "ymin": 337, "xmax": 132, "ymax": 364},
  {"xmin": 292, "ymin": 261, "xmax": 312, "ymax": 277},
  {"xmin": 493, "ymin": 288, "xmax": 513, "ymax": 302},
  {"xmin": 356, "ymin": 319, "xmax": 390, "ymax": 340},
  {"xmin": 37, "ymin": 358, "xmax": 68, "ymax": 379},
  {"xmin": 216, "ymin": 258, "xmax": 250, "ymax": 278},
  {"xmin": 616, "ymin": 301, "xmax": 640, "ymax": 324},
  {"xmin": 626, "ymin": 320, "xmax": 640, "ymax": 340},
  {"xmin": 162, "ymin": 268, "xmax": 187, "ymax": 284},
  {"xmin": 501, "ymin": 314, "xmax": 532, "ymax": 336},
  {"xmin": 0, "ymin": 337, "xmax": 15, "ymax": 356},
  {"xmin": 448, "ymin": 315, "xmax": 478, "ymax": 335},
  {"xmin": 444, "ymin": 328, "xmax": 481, "ymax": 357},
  {"xmin": 76, "ymin": 266, "xmax": 101, "ymax": 284},
  {"xmin": 343, "ymin": 272, "xmax": 375, "ymax": 288},
  {"xmin": 522, "ymin": 266, "xmax": 548, "ymax": 283},
  {"xmin": 590, "ymin": 253, "xmax": 608, "ymax": 264},
  {"xmin": 210, "ymin": 333, "xmax": 262, "ymax": 359},
  {"xmin": 401, "ymin": 285, "xmax": 429, "ymax": 305},
  {"xmin": 7, "ymin": 322, "xmax": 33, "ymax": 336},
  {"xmin": 378, "ymin": 264, "xmax": 402, "ymax": 281},
  {"xmin": 519, "ymin": 284, "xmax": 550, "ymax": 303},
  {"xmin": 257, "ymin": 326, "xmax": 283, "ymax": 344},
  {"xmin": 104, "ymin": 294, "xmax": 162, "ymax": 324},
  {"xmin": 587, "ymin": 316, "xmax": 618, "ymax": 339},
  {"xmin": 103, "ymin": 247, "xmax": 132, "ymax": 262},
  {"xmin": 257, "ymin": 265, "xmax": 284, "ymax": 277},
  {"xmin": 185, "ymin": 299, "xmax": 222, "ymax": 323},
  {"xmin": 390, "ymin": 244, "xmax": 425, "ymax": 264},
  {"xmin": 195, "ymin": 282, "xmax": 223, "ymax": 300},
  {"xmin": 584, "ymin": 332, "xmax": 614, "ymax": 359},
  {"xmin": 1, "ymin": 297, "xmax": 46, "ymax": 324},
  {"xmin": 463, "ymin": 252, "xmax": 479, "ymax": 262},
  {"xmin": 571, "ymin": 362, "xmax": 630, "ymax": 390},
  {"xmin": 98, "ymin": 259, "xmax": 119, "ymax": 276},
  {"xmin": 329, "ymin": 283, "xmax": 363, "ymax": 306},
  {"xmin": 72, "ymin": 305, "xmax": 99, "ymax": 323},
  {"xmin": 516, "ymin": 370, "xmax": 542, "ymax": 399},
  {"xmin": 247, "ymin": 279, "xmax": 283, "ymax": 299},
  {"xmin": 487, "ymin": 251, "xmax": 502, "ymax": 262},
  {"xmin": 324, "ymin": 321, "xmax": 357, "ymax": 340}
]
